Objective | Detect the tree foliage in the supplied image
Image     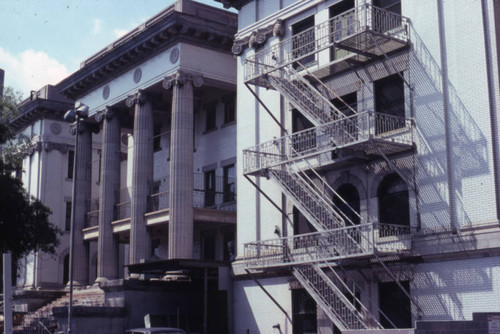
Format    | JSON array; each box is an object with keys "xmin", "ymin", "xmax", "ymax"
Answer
[{"xmin": 0, "ymin": 87, "xmax": 62, "ymax": 260}]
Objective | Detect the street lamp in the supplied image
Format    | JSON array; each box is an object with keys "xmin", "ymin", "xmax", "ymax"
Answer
[{"xmin": 64, "ymin": 102, "xmax": 89, "ymax": 334}]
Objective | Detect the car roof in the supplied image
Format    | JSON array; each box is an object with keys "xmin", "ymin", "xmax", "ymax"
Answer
[{"xmin": 125, "ymin": 328, "xmax": 186, "ymax": 334}]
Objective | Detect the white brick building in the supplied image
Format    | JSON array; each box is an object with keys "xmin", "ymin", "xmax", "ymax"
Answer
[{"xmin": 216, "ymin": 0, "xmax": 500, "ymax": 332}]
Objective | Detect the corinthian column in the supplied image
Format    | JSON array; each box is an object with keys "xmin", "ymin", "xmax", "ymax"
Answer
[
  {"xmin": 70, "ymin": 121, "xmax": 92, "ymax": 286},
  {"xmin": 163, "ymin": 71, "xmax": 203, "ymax": 259},
  {"xmin": 96, "ymin": 108, "xmax": 120, "ymax": 281},
  {"xmin": 126, "ymin": 92, "xmax": 153, "ymax": 264}
]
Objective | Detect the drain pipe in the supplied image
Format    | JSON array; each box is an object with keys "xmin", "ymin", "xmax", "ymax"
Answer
[
  {"xmin": 437, "ymin": 0, "xmax": 457, "ymax": 234},
  {"xmin": 481, "ymin": 0, "xmax": 500, "ymax": 224}
]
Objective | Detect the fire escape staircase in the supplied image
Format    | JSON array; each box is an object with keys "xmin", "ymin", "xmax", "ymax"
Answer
[{"xmin": 242, "ymin": 4, "xmax": 419, "ymax": 331}]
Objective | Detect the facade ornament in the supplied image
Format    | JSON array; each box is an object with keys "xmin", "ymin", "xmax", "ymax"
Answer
[
  {"xmin": 272, "ymin": 19, "xmax": 285, "ymax": 37},
  {"xmin": 233, "ymin": 19, "xmax": 286, "ymax": 56},
  {"xmin": 125, "ymin": 91, "xmax": 147, "ymax": 108},
  {"xmin": 231, "ymin": 42, "xmax": 244, "ymax": 56},
  {"xmin": 163, "ymin": 71, "xmax": 203, "ymax": 90},
  {"xmin": 68, "ymin": 120, "xmax": 98, "ymax": 136},
  {"xmin": 95, "ymin": 107, "xmax": 115, "ymax": 123},
  {"xmin": 43, "ymin": 141, "xmax": 69, "ymax": 154}
]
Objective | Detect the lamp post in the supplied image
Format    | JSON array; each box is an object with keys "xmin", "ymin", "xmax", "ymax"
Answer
[{"xmin": 64, "ymin": 102, "xmax": 89, "ymax": 334}]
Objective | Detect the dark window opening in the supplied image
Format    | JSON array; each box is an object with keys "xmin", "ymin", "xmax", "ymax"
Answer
[
  {"xmin": 379, "ymin": 280, "xmax": 411, "ymax": 329},
  {"xmin": 97, "ymin": 151, "xmax": 102, "ymax": 183},
  {"xmin": 293, "ymin": 206, "xmax": 315, "ymax": 236},
  {"xmin": 332, "ymin": 92, "xmax": 357, "ymax": 117},
  {"xmin": 205, "ymin": 102, "xmax": 217, "ymax": 131},
  {"xmin": 223, "ymin": 164, "xmax": 235, "ymax": 202},
  {"xmin": 373, "ymin": 0, "xmax": 401, "ymax": 15},
  {"xmin": 65, "ymin": 201, "xmax": 72, "ymax": 231},
  {"xmin": 292, "ymin": 109, "xmax": 316, "ymax": 154},
  {"xmin": 378, "ymin": 173, "xmax": 409, "ymax": 227},
  {"xmin": 203, "ymin": 234, "xmax": 216, "ymax": 261},
  {"xmin": 67, "ymin": 150, "xmax": 75, "ymax": 179},
  {"xmin": 329, "ymin": 0, "xmax": 355, "ymax": 61},
  {"xmin": 223, "ymin": 94, "xmax": 236, "ymax": 124},
  {"xmin": 153, "ymin": 126, "xmax": 162, "ymax": 152},
  {"xmin": 63, "ymin": 254, "xmax": 69, "ymax": 285},
  {"xmin": 374, "ymin": 73, "xmax": 405, "ymax": 134},
  {"xmin": 292, "ymin": 16, "xmax": 315, "ymax": 68},
  {"xmin": 204, "ymin": 169, "xmax": 216, "ymax": 207},
  {"xmin": 333, "ymin": 183, "xmax": 360, "ymax": 226},
  {"xmin": 372, "ymin": 0, "xmax": 402, "ymax": 34},
  {"xmin": 292, "ymin": 289, "xmax": 317, "ymax": 334}
]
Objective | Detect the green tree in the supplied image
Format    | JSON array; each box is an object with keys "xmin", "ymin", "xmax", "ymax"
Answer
[{"xmin": 0, "ymin": 87, "xmax": 62, "ymax": 261}]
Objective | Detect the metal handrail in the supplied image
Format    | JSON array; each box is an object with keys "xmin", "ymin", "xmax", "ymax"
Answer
[
  {"xmin": 244, "ymin": 3, "xmax": 409, "ymax": 82},
  {"xmin": 243, "ymin": 111, "xmax": 414, "ymax": 174},
  {"xmin": 244, "ymin": 223, "xmax": 413, "ymax": 267}
]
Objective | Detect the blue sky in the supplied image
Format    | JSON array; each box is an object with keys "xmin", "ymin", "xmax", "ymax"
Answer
[{"xmin": 0, "ymin": 0, "xmax": 233, "ymax": 98}]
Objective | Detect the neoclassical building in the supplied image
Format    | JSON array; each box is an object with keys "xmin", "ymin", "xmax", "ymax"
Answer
[
  {"xmin": 13, "ymin": 1, "xmax": 237, "ymax": 333},
  {"xmin": 216, "ymin": 0, "xmax": 500, "ymax": 333}
]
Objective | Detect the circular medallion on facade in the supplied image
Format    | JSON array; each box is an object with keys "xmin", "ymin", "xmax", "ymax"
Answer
[
  {"xmin": 50, "ymin": 122, "xmax": 62, "ymax": 135},
  {"xmin": 170, "ymin": 47, "xmax": 179, "ymax": 64},
  {"xmin": 133, "ymin": 68, "xmax": 142, "ymax": 83},
  {"xmin": 102, "ymin": 85, "xmax": 110, "ymax": 100}
]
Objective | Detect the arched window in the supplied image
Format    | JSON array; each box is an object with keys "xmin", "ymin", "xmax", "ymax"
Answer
[
  {"xmin": 63, "ymin": 254, "xmax": 69, "ymax": 285},
  {"xmin": 333, "ymin": 183, "xmax": 360, "ymax": 225},
  {"xmin": 377, "ymin": 174, "xmax": 409, "ymax": 226}
]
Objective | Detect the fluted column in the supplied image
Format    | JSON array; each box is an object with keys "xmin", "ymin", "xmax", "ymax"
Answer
[
  {"xmin": 70, "ymin": 121, "xmax": 92, "ymax": 286},
  {"xmin": 126, "ymin": 92, "xmax": 154, "ymax": 264},
  {"xmin": 163, "ymin": 71, "xmax": 203, "ymax": 259},
  {"xmin": 96, "ymin": 108, "xmax": 120, "ymax": 281}
]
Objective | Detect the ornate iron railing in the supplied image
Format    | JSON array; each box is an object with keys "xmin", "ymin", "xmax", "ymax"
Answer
[
  {"xmin": 243, "ymin": 111, "xmax": 414, "ymax": 174},
  {"xmin": 244, "ymin": 4, "xmax": 409, "ymax": 83}
]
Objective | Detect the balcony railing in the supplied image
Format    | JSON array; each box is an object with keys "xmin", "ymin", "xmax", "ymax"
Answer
[
  {"xmin": 244, "ymin": 223, "xmax": 413, "ymax": 268},
  {"xmin": 243, "ymin": 111, "xmax": 414, "ymax": 174},
  {"xmin": 244, "ymin": 4, "xmax": 409, "ymax": 83},
  {"xmin": 147, "ymin": 173, "xmax": 237, "ymax": 213},
  {"xmin": 85, "ymin": 198, "xmax": 100, "ymax": 228}
]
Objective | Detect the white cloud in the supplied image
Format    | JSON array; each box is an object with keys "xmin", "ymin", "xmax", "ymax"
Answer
[
  {"xmin": 0, "ymin": 47, "xmax": 69, "ymax": 97},
  {"xmin": 92, "ymin": 19, "xmax": 102, "ymax": 35},
  {"xmin": 113, "ymin": 28, "xmax": 129, "ymax": 39}
]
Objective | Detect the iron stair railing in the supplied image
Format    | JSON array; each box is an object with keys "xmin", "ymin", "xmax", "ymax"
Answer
[{"xmin": 241, "ymin": 3, "xmax": 417, "ymax": 330}]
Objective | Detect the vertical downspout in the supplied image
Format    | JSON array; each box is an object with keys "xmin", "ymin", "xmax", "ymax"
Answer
[
  {"xmin": 481, "ymin": 0, "xmax": 500, "ymax": 223},
  {"xmin": 437, "ymin": 0, "xmax": 457, "ymax": 234}
]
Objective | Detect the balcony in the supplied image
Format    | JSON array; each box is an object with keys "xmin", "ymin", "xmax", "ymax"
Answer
[
  {"xmin": 243, "ymin": 111, "xmax": 414, "ymax": 175},
  {"xmin": 244, "ymin": 223, "xmax": 414, "ymax": 269},
  {"xmin": 147, "ymin": 173, "xmax": 237, "ymax": 213},
  {"xmin": 244, "ymin": 4, "xmax": 410, "ymax": 86}
]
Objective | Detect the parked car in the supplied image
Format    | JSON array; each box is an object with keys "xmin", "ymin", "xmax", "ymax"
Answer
[{"xmin": 125, "ymin": 328, "xmax": 187, "ymax": 334}]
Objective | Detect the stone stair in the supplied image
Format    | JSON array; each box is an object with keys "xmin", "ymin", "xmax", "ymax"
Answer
[{"xmin": 13, "ymin": 287, "xmax": 105, "ymax": 334}]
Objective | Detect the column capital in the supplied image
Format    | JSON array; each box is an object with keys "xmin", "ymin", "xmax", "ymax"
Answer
[
  {"xmin": 125, "ymin": 91, "xmax": 149, "ymax": 108},
  {"xmin": 68, "ymin": 120, "xmax": 98, "ymax": 136},
  {"xmin": 95, "ymin": 107, "xmax": 115, "ymax": 123},
  {"xmin": 162, "ymin": 70, "xmax": 203, "ymax": 90}
]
